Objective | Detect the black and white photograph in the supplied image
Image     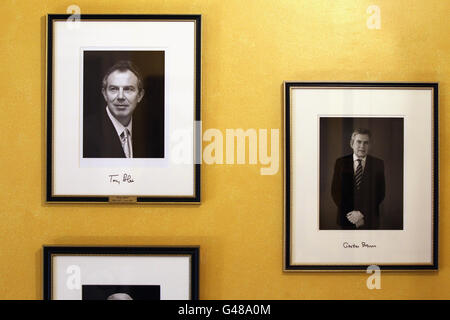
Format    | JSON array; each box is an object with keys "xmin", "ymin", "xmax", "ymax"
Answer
[
  {"xmin": 284, "ymin": 82, "xmax": 438, "ymax": 271},
  {"xmin": 43, "ymin": 246, "xmax": 199, "ymax": 300},
  {"xmin": 83, "ymin": 51, "xmax": 165, "ymax": 159},
  {"xmin": 319, "ymin": 117, "xmax": 404, "ymax": 230},
  {"xmin": 46, "ymin": 15, "xmax": 201, "ymax": 202},
  {"xmin": 82, "ymin": 285, "xmax": 161, "ymax": 300}
]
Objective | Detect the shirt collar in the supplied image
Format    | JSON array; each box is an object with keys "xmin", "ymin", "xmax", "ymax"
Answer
[
  {"xmin": 353, "ymin": 154, "xmax": 367, "ymax": 163},
  {"xmin": 106, "ymin": 106, "xmax": 132, "ymax": 138}
]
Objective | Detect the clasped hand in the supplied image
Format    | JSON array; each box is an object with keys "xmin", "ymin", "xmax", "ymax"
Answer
[{"xmin": 346, "ymin": 210, "xmax": 364, "ymax": 228}]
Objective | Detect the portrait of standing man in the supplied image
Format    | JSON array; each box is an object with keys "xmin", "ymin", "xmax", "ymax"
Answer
[
  {"xmin": 82, "ymin": 51, "xmax": 165, "ymax": 159},
  {"xmin": 319, "ymin": 117, "xmax": 404, "ymax": 230},
  {"xmin": 331, "ymin": 128, "xmax": 385, "ymax": 229}
]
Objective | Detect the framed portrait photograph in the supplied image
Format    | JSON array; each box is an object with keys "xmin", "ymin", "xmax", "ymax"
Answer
[
  {"xmin": 46, "ymin": 14, "xmax": 201, "ymax": 203},
  {"xmin": 284, "ymin": 82, "xmax": 438, "ymax": 271},
  {"xmin": 43, "ymin": 246, "xmax": 199, "ymax": 300}
]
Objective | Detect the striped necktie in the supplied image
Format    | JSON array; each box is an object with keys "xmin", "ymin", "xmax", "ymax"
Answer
[
  {"xmin": 355, "ymin": 159, "xmax": 363, "ymax": 189},
  {"xmin": 121, "ymin": 129, "xmax": 132, "ymax": 158}
]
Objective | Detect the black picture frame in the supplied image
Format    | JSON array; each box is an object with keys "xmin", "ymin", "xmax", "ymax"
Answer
[
  {"xmin": 46, "ymin": 14, "xmax": 201, "ymax": 203},
  {"xmin": 43, "ymin": 246, "xmax": 199, "ymax": 300},
  {"xmin": 284, "ymin": 82, "xmax": 438, "ymax": 271}
]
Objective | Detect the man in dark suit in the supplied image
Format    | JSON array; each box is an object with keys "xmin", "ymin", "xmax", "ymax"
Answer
[
  {"xmin": 83, "ymin": 60, "xmax": 162, "ymax": 158},
  {"xmin": 331, "ymin": 128, "xmax": 385, "ymax": 229}
]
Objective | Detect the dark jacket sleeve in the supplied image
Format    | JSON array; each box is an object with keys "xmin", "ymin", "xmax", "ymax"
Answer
[
  {"xmin": 376, "ymin": 159, "xmax": 386, "ymax": 205},
  {"xmin": 331, "ymin": 158, "xmax": 342, "ymax": 207}
]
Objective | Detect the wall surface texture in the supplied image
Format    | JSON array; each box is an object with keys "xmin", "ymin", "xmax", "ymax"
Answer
[{"xmin": 0, "ymin": 0, "xmax": 448, "ymax": 299}]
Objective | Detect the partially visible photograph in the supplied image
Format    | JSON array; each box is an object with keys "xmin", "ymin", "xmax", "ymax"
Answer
[
  {"xmin": 319, "ymin": 117, "xmax": 404, "ymax": 230},
  {"xmin": 44, "ymin": 246, "xmax": 199, "ymax": 300},
  {"xmin": 82, "ymin": 285, "xmax": 160, "ymax": 300},
  {"xmin": 82, "ymin": 50, "xmax": 165, "ymax": 159}
]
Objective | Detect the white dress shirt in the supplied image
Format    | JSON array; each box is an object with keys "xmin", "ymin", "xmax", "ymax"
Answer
[{"xmin": 106, "ymin": 106, "xmax": 133, "ymax": 158}]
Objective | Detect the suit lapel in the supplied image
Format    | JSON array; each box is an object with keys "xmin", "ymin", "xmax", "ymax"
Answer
[
  {"xmin": 344, "ymin": 155, "xmax": 354, "ymax": 174},
  {"xmin": 101, "ymin": 108, "xmax": 126, "ymax": 157}
]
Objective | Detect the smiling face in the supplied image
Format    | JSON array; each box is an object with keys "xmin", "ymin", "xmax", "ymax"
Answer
[
  {"xmin": 102, "ymin": 69, "xmax": 144, "ymax": 126},
  {"xmin": 350, "ymin": 133, "xmax": 370, "ymax": 158}
]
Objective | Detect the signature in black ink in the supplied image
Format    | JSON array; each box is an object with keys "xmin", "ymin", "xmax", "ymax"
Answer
[
  {"xmin": 343, "ymin": 241, "xmax": 377, "ymax": 249},
  {"xmin": 109, "ymin": 173, "xmax": 135, "ymax": 185},
  {"xmin": 123, "ymin": 173, "xmax": 134, "ymax": 183},
  {"xmin": 109, "ymin": 174, "xmax": 120, "ymax": 185}
]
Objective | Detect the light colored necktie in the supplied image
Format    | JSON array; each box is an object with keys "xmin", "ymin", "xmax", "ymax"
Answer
[
  {"xmin": 355, "ymin": 159, "xmax": 363, "ymax": 190},
  {"xmin": 121, "ymin": 129, "xmax": 132, "ymax": 158}
]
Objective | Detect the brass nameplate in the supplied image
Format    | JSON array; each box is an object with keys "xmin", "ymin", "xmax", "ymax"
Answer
[{"xmin": 109, "ymin": 196, "xmax": 137, "ymax": 203}]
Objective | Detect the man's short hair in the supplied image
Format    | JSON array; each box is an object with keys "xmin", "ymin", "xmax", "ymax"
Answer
[
  {"xmin": 102, "ymin": 60, "xmax": 144, "ymax": 92},
  {"xmin": 350, "ymin": 128, "xmax": 372, "ymax": 144}
]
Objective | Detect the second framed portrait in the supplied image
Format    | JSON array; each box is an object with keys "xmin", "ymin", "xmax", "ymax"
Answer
[
  {"xmin": 284, "ymin": 82, "xmax": 438, "ymax": 271},
  {"xmin": 46, "ymin": 14, "xmax": 201, "ymax": 203}
]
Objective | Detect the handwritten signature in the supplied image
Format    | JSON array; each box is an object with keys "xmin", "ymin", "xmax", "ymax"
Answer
[{"xmin": 109, "ymin": 173, "xmax": 135, "ymax": 185}]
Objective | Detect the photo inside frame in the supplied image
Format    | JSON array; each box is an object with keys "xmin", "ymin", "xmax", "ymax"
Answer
[
  {"xmin": 82, "ymin": 284, "xmax": 161, "ymax": 300},
  {"xmin": 319, "ymin": 117, "xmax": 404, "ymax": 230},
  {"xmin": 82, "ymin": 50, "xmax": 165, "ymax": 159}
]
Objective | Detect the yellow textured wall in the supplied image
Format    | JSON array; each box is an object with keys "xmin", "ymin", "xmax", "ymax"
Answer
[{"xmin": 0, "ymin": 0, "xmax": 448, "ymax": 299}]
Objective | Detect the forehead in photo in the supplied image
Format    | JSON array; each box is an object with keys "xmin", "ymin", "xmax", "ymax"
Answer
[{"xmin": 107, "ymin": 293, "xmax": 133, "ymax": 300}]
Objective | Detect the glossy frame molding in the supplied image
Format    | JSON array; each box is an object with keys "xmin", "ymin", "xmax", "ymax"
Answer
[
  {"xmin": 43, "ymin": 246, "xmax": 200, "ymax": 300},
  {"xmin": 284, "ymin": 82, "xmax": 439, "ymax": 271}
]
